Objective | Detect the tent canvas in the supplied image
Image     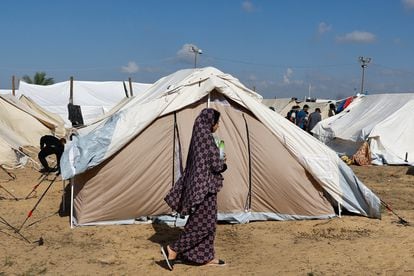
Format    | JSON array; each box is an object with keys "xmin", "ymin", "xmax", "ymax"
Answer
[
  {"xmin": 0, "ymin": 94, "xmax": 60, "ymax": 146},
  {"xmin": 75, "ymin": 97, "xmax": 135, "ymax": 136},
  {"xmin": 0, "ymin": 94, "xmax": 64, "ymax": 168},
  {"xmin": 0, "ymin": 123, "xmax": 28, "ymax": 168},
  {"xmin": 261, "ymin": 98, "xmax": 293, "ymax": 113},
  {"xmin": 17, "ymin": 80, "xmax": 152, "ymax": 126},
  {"xmin": 19, "ymin": 95, "xmax": 66, "ymax": 137},
  {"xmin": 312, "ymin": 93, "xmax": 414, "ymax": 165},
  {"xmin": 0, "ymin": 89, "xmax": 14, "ymax": 95},
  {"xmin": 61, "ymin": 67, "xmax": 380, "ymax": 226}
]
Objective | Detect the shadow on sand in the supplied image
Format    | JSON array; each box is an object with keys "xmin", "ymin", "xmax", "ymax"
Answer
[
  {"xmin": 58, "ymin": 183, "xmax": 71, "ymax": 217},
  {"xmin": 147, "ymin": 222, "xmax": 182, "ymax": 270},
  {"xmin": 148, "ymin": 222, "xmax": 182, "ymax": 245}
]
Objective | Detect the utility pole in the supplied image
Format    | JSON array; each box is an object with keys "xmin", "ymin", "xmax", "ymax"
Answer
[
  {"xmin": 358, "ymin": 56, "xmax": 371, "ymax": 94},
  {"xmin": 190, "ymin": 46, "xmax": 203, "ymax": 68}
]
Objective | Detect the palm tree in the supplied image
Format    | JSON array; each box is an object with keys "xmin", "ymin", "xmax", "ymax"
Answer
[{"xmin": 22, "ymin": 72, "xmax": 54, "ymax": 85}]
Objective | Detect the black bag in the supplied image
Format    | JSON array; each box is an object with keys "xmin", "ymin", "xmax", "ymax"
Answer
[{"xmin": 67, "ymin": 103, "xmax": 84, "ymax": 127}]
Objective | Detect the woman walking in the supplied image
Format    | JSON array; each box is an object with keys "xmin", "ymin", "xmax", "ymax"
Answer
[{"xmin": 161, "ymin": 108, "xmax": 227, "ymax": 270}]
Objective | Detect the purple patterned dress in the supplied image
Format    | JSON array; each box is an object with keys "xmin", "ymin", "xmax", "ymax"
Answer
[{"xmin": 165, "ymin": 108, "xmax": 226, "ymax": 264}]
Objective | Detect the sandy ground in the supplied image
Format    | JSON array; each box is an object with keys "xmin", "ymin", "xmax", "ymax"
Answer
[{"xmin": 0, "ymin": 164, "xmax": 413, "ymax": 275}]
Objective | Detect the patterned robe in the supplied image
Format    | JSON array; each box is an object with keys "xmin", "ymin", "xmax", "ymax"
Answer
[{"xmin": 165, "ymin": 108, "xmax": 226, "ymax": 264}]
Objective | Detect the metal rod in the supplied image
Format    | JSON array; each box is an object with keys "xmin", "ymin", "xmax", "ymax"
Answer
[
  {"xmin": 70, "ymin": 178, "xmax": 74, "ymax": 228},
  {"xmin": 12, "ymin": 75, "xmax": 15, "ymax": 96},
  {"xmin": 17, "ymin": 175, "xmax": 58, "ymax": 233},
  {"xmin": 128, "ymin": 77, "xmax": 133, "ymax": 97},
  {"xmin": 69, "ymin": 76, "xmax": 74, "ymax": 105},
  {"xmin": 0, "ymin": 185, "xmax": 19, "ymax": 201}
]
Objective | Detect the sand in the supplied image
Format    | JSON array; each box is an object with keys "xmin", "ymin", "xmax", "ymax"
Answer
[{"xmin": 0, "ymin": 165, "xmax": 413, "ymax": 275}]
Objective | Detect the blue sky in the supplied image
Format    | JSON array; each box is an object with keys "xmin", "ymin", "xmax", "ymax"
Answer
[{"xmin": 1, "ymin": 0, "xmax": 414, "ymax": 99}]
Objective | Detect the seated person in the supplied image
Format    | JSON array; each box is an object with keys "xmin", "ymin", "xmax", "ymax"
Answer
[{"xmin": 38, "ymin": 135, "xmax": 66, "ymax": 173}]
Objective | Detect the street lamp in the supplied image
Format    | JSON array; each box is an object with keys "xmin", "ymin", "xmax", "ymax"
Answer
[
  {"xmin": 190, "ymin": 46, "xmax": 203, "ymax": 68},
  {"xmin": 358, "ymin": 56, "xmax": 371, "ymax": 94}
]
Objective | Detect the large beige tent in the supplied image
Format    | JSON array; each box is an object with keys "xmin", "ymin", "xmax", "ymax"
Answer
[
  {"xmin": 0, "ymin": 94, "xmax": 67, "ymax": 169},
  {"xmin": 61, "ymin": 67, "xmax": 380, "ymax": 226}
]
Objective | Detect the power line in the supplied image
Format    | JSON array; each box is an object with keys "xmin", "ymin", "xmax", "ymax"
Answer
[
  {"xmin": 204, "ymin": 54, "xmax": 355, "ymax": 69},
  {"xmin": 2, "ymin": 55, "xmax": 413, "ymax": 76},
  {"xmin": 370, "ymin": 63, "xmax": 414, "ymax": 76}
]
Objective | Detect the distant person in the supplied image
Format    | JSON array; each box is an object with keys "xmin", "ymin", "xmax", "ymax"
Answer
[
  {"xmin": 38, "ymin": 135, "xmax": 66, "ymax": 174},
  {"xmin": 296, "ymin": 104, "xmax": 309, "ymax": 130},
  {"xmin": 328, "ymin": 103, "xmax": 336, "ymax": 117},
  {"xmin": 162, "ymin": 108, "xmax": 227, "ymax": 270},
  {"xmin": 286, "ymin": 105, "xmax": 300, "ymax": 124},
  {"xmin": 307, "ymin": 108, "xmax": 322, "ymax": 134}
]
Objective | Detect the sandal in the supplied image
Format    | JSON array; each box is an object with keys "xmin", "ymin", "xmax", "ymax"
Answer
[
  {"xmin": 206, "ymin": 259, "xmax": 226, "ymax": 266},
  {"xmin": 160, "ymin": 245, "xmax": 175, "ymax": 271}
]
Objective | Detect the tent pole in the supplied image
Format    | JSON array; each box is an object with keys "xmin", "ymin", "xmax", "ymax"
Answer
[
  {"xmin": 69, "ymin": 76, "xmax": 74, "ymax": 105},
  {"xmin": 70, "ymin": 178, "xmax": 74, "ymax": 228},
  {"xmin": 122, "ymin": 81, "xmax": 128, "ymax": 98},
  {"xmin": 12, "ymin": 75, "xmax": 15, "ymax": 96},
  {"xmin": 338, "ymin": 202, "xmax": 342, "ymax": 218},
  {"xmin": 62, "ymin": 180, "xmax": 65, "ymax": 213},
  {"xmin": 172, "ymin": 112, "xmax": 177, "ymax": 186},
  {"xmin": 128, "ymin": 77, "xmax": 133, "ymax": 97},
  {"xmin": 242, "ymin": 114, "xmax": 252, "ymax": 211}
]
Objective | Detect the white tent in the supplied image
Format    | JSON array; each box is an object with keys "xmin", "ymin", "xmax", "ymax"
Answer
[
  {"xmin": 61, "ymin": 67, "xmax": 380, "ymax": 225},
  {"xmin": 312, "ymin": 93, "xmax": 414, "ymax": 165},
  {"xmin": 0, "ymin": 89, "xmax": 14, "ymax": 95},
  {"xmin": 17, "ymin": 80, "xmax": 152, "ymax": 126}
]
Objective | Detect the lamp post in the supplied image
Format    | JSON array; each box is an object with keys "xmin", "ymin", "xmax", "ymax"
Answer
[
  {"xmin": 190, "ymin": 46, "xmax": 203, "ymax": 68},
  {"xmin": 358, "ymin": 56, "xmax": 371, "ymax": 94}
]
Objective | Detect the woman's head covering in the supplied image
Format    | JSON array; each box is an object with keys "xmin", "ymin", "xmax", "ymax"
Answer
[{"xmin": 193, "ymin": 108, "xmax": 220, "ymax": 133}]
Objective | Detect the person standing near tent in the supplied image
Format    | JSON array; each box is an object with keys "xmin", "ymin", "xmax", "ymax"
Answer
[
  {"xmin": 286, "ymin": 105, "xmax": 300, "ymax": 124},
  {"xmin": 306, "ymin": 108, "xmax": 322, "ymax": 134},
  {"xmin": 162, "ymin": 108, "xmax": 227, "ymax": 270},
  {"xmin": 328, "ymin": 103, "xmax": 336, "ymax": 117},
  {"xmin": 38, "ymin": 135, "xmax": 66, "ymax": 174},
  {"xmin": 296, "ymin": 104, "xmax": 309, "ymax": 130}
]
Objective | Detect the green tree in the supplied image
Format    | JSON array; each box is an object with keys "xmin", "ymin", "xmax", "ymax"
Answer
[{"xmin": 22, "ymin": 72, "xmax": 54, "ymax": 85}]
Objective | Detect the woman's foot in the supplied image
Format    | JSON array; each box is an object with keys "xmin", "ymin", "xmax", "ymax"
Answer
[
  {"xmin": 160, "ymin": 245, "xmax": 177, "ymax": 271},
  {"xmin": 167, "ymin": 245, "xmax": 177, "ymax": 260},
  {"xmin": 206, "ymin": 258, "xmax": 226, "ymax": 266}
]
